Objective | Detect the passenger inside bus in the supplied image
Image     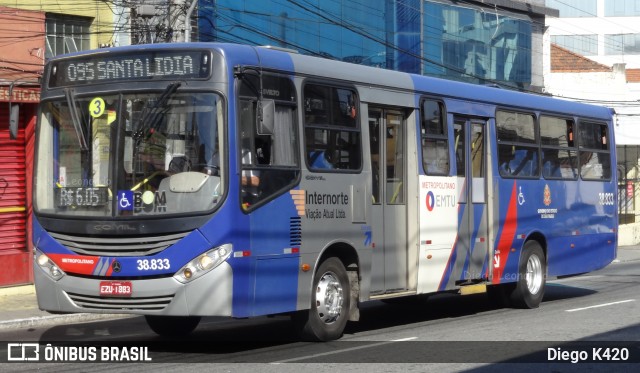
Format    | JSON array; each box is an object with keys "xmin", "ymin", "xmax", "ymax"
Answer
[
  {"xmin": 241, "ymin": 137, "xmax": 271, "ymax": 205},
  {"xmin": 542, "ymin": 149, "xmax": 562, "ymax": 178},
  {"xmin": 309, "ymin": 150, "xmax": 334, "ymax": 169},
  {"xmin": 499, "ymin": 146, "xmax": 538, "ymax": 177},
  {"xmin": 498, "ymin": 145, "xmax": 515, "ymax": 176}
]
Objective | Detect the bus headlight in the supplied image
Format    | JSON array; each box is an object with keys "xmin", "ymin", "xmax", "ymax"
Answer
[
  {"xmin": 174, "ymin": 244, "xmax": 232, "ymax": 283},
  {"xmin": 34, "ymin": 250, "xmax": 65, "ymax": 281}
]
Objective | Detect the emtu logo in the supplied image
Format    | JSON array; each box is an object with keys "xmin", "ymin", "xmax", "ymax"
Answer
[
  {"xmin": 425, "ymin": 190, "xmax": 456, "ymax": 211},
  {"xmin": 290, "ymin": 190, "xmax": 306, "ymax": 216},
  {"xmin": 426, "ymin": 191, "xmax": 435, "ymax": 211}
]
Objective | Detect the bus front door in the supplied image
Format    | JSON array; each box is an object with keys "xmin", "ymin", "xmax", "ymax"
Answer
[
  {"xmin": 452, "ymin": 117, "xmax": 489, "ymax": 285},
  {"xmin": 369, "ymin": 108, "xmax": 408, "ymax": 293}
]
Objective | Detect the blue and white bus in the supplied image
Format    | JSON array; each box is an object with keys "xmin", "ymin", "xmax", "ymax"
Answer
[{"xmin": 33, "ymin": 43, "xmax": 617, "ymax": 341}]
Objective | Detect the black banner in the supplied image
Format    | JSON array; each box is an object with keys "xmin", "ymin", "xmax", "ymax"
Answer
[{"xmin": 1, "ymin": 341, "xmax": 639, "ymax": 364}]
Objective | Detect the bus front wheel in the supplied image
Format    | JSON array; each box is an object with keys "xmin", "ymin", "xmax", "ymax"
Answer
[
  {"xmin": 145, "ymin": 315, "xmax": 201, "ymax": 337},
  {"xmin": 510, "ymin": 241, "xmax": 546, "ymax": 309},
  {"xmin": 293, "ymin": 257, "xmax": 350, "ymax": 341}
]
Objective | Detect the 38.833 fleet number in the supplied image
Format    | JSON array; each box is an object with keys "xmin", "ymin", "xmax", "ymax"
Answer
[{"xmin": 136, "ymin": 259, "xmax": 170, "ymax": 271}]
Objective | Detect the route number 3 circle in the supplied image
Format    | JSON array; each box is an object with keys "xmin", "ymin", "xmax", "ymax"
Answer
[{"xmin": 89, "ymin": 97, "xmax": 106, "ymax": 118}]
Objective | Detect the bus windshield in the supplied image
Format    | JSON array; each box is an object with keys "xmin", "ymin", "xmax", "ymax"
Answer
[{"xmin": 35, "ymin": 91, "xmax": 225, "ymax": 218}]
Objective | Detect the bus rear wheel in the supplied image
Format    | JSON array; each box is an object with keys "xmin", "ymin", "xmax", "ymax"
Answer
[
  {"xmin": 510, "ymin": 241, "xmax": 546, "ymax": 309},
  {"xmin": 293, "ymin": 257, "xmax": 350, "ymax": 341},
  {"xmin": 144, "ymin": 315, "xmax": 201, "ymax": 337}
]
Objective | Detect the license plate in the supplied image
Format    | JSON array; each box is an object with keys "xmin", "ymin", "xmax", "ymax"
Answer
[{"xmin": 99, "ymin": 281, "xmax": 132, "ymax": 297}]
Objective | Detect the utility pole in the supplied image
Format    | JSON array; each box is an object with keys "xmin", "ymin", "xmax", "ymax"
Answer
[
  {"xmin": 171, "ymin": 0, "xmax": 197, "ymax": 42},
  {"xmin": 131, "ymin": 1, "xmax": 171, "ymax": 44},
  {"xmin": 185, "ymin": 0, "xmax": 198, "ymax": 42},
  {"xmin": 128, "ymin": 0, "xmax": 196, "ymax": 44},
  {"xmin": 171, "ymin": 0, "xmax": 186, "ymax": 42}
]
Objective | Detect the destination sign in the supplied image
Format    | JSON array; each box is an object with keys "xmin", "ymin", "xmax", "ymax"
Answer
[{"xmin": 49, "ymin": 50, "xmax": 211, "ymax": 87}]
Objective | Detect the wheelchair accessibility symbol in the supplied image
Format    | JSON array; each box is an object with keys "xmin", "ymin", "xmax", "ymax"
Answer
[
  {"xmin": 118, "ymin": 190, "xmax": 134, "ymax": 211},
  {"xmin": 518, "ymin": 186, "xmax": 526, "ymax": 206}
]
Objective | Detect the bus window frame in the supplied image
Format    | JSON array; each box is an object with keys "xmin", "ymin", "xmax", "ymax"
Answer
[
  {"xmin": 495, "ymin": 108, "xmax": 540, "ymax": 180},
  {"xmin": 576, "ymin": 119, "xmax": 612, "ymax": 181},
  {"xmin": 419, "ymin": 97, "xmax": 450, "ymax": 176},
  {"xmin": 539, "ymin": 114, "xmax": 579, "ymax": 181},
  {"xmin": 302, "ymin": 79, "xmax": 363, "ymax": 174},
  {"xmin": 236, "ymin": 72, "xmax": 301, "ymax": 212}
]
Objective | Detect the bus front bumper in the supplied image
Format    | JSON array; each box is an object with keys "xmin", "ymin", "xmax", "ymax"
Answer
[{"xmin": 33, "ymin": 262, "xmax": 233, "ymax": 317}]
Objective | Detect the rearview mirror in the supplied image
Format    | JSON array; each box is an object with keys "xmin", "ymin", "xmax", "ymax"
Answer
[{"xmin": 257, "ymin": 99, "xmax": 275, "ymax": 135}]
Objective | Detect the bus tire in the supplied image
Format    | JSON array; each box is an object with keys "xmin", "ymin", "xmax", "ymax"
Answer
[
  {"xmin": 144, "ymin": 315, "xmax": 201, "ymax": 337},
  {"xmin": 293, "ymin": 257, "xmax": 350, "ymax": 341},
  {"xmin": 510, "ymin": 241, "xmax": 546, "ymax": 309}
]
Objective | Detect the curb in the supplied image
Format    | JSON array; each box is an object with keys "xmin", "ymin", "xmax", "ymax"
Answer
[
  {"xmin": 614, "ymin": 257, "xmax": 640, "ymax": 263},
  {"xmin": 0, "ymin": 313, "xmax": 135, "ymax": 331},
  {"xmin": 0, "ymin": 284, "xmax": 35, "ymax": 296},
  {"xmin": 615, "ymin": 246, "xmax": 640, "ymax": 263}
]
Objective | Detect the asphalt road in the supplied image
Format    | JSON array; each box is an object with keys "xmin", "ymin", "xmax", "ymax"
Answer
[{"xmin": 1, "ymin": 260, "xmax": 639, "ymax": 372}]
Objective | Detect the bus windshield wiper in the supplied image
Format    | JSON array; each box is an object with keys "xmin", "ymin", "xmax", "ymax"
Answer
[
  {"xmin": 64, "ymin": 88, "xmax": 89, "ymax": 151},
  {"xmin": 133, "ymin": 82, "xmax": 182, "ymax": 145}
]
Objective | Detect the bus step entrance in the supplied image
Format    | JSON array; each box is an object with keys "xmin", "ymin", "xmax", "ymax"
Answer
[{"xmin": 459, "ymin": 283, "xmax": 488, "ymax": 295}]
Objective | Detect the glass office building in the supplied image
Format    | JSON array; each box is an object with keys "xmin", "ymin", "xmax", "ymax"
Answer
[{"xmin": 197, "ymin": 0, "xmax": 556, "ymax": 90}]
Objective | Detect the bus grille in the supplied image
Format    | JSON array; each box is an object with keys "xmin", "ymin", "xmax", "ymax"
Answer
[
  {"xmin": 49, "ymin": 232, "xmax": 189, "ymax": 257},
  {"xmin": 290, "ymin": 217, "xmax": 302, "ymax": 247},
  {"xmin": 66, "ymin": 292, "xmax": 173, "ymax": 311}
]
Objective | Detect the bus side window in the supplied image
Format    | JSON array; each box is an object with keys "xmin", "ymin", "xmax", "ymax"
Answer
[
  {"xmin": 496, "ymin": 110, "xmax": 538, "ymax": 178},
  {"xmin": 421, "ymin": 99, "xmax": 449, "ymax": 175},
  {"xmin": 238, "ymin": 74, "xmax": 300, "ymax": 210},
  {"xmin": 542, "ymin": 149, "xmax": 561, "ymax": 178},
  {"xmin": 498, "ymin": 145, "xmax": 515, "ymax": 175},
  {"xmin": 304, "ymin": 83, "xmax": 361, "ymax": 172},
  {"xmin": 540, "ymin": 116, "xmax": 577, "ymax": 180}
]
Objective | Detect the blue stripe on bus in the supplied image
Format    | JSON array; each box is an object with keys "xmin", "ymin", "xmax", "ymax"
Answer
[
  {"xmin": 249, "ymin": 192, "xmax": 300, "ymax": 316},
  {"xmin": 217, "ymin": 45, "xmax": 298, "ymax": 317}
]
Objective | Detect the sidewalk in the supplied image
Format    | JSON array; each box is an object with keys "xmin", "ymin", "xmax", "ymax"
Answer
[
  {"xmin": 613, "ymin": 244, "xmax": 640, "ymax": 264},
  {"xmin": 0, "ymin": 284, "xmax": 129, "ymax": 331},
  {"xmin": 1, "ymin": 245, "xmax": 639, "ymax": 330}
]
